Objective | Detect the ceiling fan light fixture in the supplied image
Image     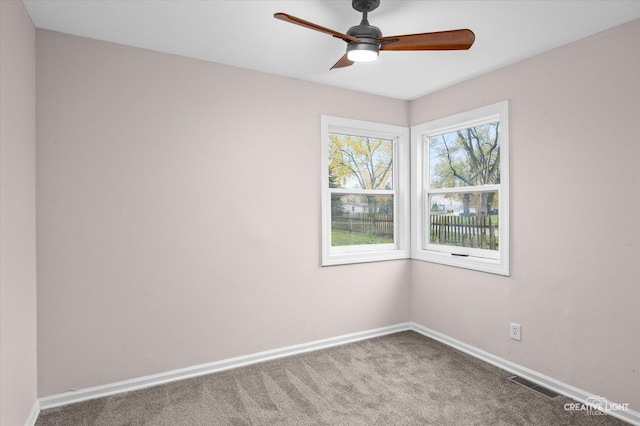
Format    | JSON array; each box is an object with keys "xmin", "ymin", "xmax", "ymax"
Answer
[
  {"xmin": 275, "ymin": 0, "xmax": 475, "ymax": 71},
  {"xmin": 346, "ymin": 43, "xmax": 379, "ymax": 63}
]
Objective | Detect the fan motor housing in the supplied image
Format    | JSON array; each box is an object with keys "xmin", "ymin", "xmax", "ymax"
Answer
[
  {"xmin": 346, "ymin": 23, "xmax": 382, "ymax": 58},
  {"xmin": 347, "ymin": 23, "xmax": 382, "ymax": 40}
]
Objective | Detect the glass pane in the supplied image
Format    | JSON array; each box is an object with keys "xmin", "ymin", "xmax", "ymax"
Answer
[
  {"xmin": 329, "ymin": 133, "xmax": 393, "ymax": 190},
  {"xmin": 428, "ymin": 122, "xmax": 500, "ymax": 189},
  {"xmin": 428, "ymin": 192, "xmax": 499, "ymax": 250},
  {"xmin": 331, "ymin": 194, "xmax": 394, "ymax": 246}
]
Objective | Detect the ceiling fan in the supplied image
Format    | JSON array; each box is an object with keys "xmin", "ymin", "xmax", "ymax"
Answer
[{"xmin": 274, "ymin": 0, "xmax": 475, "ymax": 70}]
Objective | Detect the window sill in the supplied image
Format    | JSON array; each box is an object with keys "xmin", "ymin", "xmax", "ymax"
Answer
[
  {"xmin": 322, "ymin": 249, "xmax": 410, "ymax": 266},
  {"xmin": 411, "ymin": 249, "xmax": 509, "ymax": 276}
]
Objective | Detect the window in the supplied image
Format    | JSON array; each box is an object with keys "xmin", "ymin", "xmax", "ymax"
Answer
[
  {"xmin": 411, "ymin": 101, "xmax": 510, "ymax": 275},
  {"xmin": 321, "ymin": 116, "xmax": 410, "ymax": 266}
]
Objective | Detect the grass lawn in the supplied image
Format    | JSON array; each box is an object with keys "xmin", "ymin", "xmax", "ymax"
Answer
[{"xmin": 331, "ymin": 229, "xmax": 393, "ymax": 246}]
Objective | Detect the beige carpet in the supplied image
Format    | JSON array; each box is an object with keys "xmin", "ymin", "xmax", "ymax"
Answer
[{"xmin": 36, "ymin": 331, "xmax": 628, "ymax": 425}]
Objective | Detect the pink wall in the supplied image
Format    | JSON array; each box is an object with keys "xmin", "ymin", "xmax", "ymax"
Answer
[
  {"xmin": 35, "ymin": 30, "xmax": 410, "ymax": 396},
  {"xmin": 409, "ymin": 19, "xmax": 640, "ymax": 411},
  {"xmin": 34, "ymin": 16, "xmax": 639, "ymax": 412},
  {"xmin": 0, "ymin": 0, "xmax": 38, "ymax": 424}
]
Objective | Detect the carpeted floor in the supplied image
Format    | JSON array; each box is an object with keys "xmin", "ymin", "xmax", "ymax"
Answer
[{"xmin": 36, "ymin": 331, "xmax": 628, "ymax": 425}]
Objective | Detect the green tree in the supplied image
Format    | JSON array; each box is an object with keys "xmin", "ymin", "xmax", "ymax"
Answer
[{"xmin": 328, "ymin": 167, "xmax": 344, "ymax": 218}]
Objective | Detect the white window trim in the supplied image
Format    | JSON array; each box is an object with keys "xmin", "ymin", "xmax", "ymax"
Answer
[
  {"xmin": 321, "ymin": 115, "xmax": 410, "ymax": 266},
  {"xmin": 410, "ymin": 101, "xmax": 510, "ymax": 276}
]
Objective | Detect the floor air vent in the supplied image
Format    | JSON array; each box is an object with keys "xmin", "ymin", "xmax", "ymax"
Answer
[{"xmin": 507, "ymin": 376, "xmax": 560, "ymax": 399}]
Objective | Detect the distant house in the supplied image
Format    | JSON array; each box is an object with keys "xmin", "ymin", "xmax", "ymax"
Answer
[{"xmin": 340, "ymin": 198, "xmax": 370, "ymax": 215}]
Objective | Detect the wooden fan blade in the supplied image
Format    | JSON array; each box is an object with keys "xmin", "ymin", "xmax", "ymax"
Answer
[
  {"xmin": 274, "ymin": 13, "xmax": 360, "ymax": 43},
  {"xmin": 380, "ymin": 29, "xmax": 475, "ymax": 51},
  {"xmin": 330, "ymin": 54, "xmax": 354, "ymax": 70}
]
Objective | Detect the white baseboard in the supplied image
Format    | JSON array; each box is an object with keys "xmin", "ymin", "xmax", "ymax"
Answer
[
  {"xmin": 25, "ymin": 400, "xmax": 40, "ymax": 426},
  {"xmin": 38, "ymin": 322, "xmax": 411, "ymax": 410},
  {"xmin": 36, "ymin": 321, "xmax": 639, "ymax": 426},
  {"xmin": 410, "ymin": 322, "xmax": 640, "ymax": 426}
]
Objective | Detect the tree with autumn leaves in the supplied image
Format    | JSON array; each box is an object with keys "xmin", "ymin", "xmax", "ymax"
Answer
[
  {"xmin": 329, "ymin": 134, "xmax": 393, "ymax": 215},
  {"xmin": 429, "ymin": 122, "xmax": 500, "ymax": 217}
]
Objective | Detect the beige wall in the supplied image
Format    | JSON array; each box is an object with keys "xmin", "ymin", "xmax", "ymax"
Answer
[
  {"xmin": 0, "ymin": 0, "xmax": 38, "ymax": 424},
  {"xmin": 35, "ymin": 29, "xmax": 411, "ymax": 396},
  {"xmin": 409, "ymin": 19, "xmax": 640, "ymax": 411}
]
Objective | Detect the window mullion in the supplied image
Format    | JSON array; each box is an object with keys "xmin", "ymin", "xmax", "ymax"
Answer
[
  {"xmin": 330, "ymin": 188, "xmax": 395, "ymax": 195},
  {"xmin": 426, "ymin": 184, "xmax": 500, "ymax": 195}
]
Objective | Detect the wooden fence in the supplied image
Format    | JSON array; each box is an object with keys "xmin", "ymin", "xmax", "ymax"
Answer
[
  {"xmin": 332, "ymin": 214, "xmax": 394, "ymax": 237},
  {"xmin": 430, "ymin": 215, "xmax": 498, "ymax": 250}
]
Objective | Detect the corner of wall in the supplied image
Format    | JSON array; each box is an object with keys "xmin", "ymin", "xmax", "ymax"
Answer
[{"xmin": 0, "ymin": 1, "xmax": 38, "ymax": 425}]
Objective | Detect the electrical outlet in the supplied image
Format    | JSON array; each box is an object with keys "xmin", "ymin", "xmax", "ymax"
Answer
[{"xmin": 510, "ymin": 323, "xmax": 521, "ymax": 341}]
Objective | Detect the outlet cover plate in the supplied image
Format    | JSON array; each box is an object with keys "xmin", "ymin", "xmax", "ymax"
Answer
[{"xmin": 510, "ymin": 323, "xmax": 521, "ymax": 341}]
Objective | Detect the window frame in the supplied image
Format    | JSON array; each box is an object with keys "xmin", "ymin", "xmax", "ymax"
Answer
[
  {"xmin": 321, "ymin": 115, "xmax": 410, "ymax": 266},
  {"xmin": 410, "ymin": 101, "xmax": 510, "ymax": 276}
]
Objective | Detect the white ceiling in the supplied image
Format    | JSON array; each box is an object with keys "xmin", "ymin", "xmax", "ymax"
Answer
[{"xmin": 23, "ymin": 0, "xmax": 640, "ymax": 100}]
